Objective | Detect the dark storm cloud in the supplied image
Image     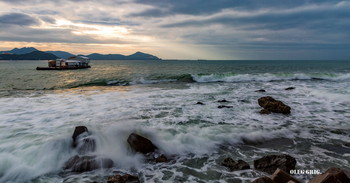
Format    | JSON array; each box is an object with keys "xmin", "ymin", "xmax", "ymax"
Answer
[
  {"xmin": 132, "ymin": 0, "xmax": 341, "ymax": 16},
  {"xmin": 0, "ymin": 13, "xmax": 39, "ymax": 26}
]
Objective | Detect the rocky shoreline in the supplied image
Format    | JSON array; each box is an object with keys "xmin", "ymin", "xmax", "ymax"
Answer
[{"xmin": 60, "ymin": 89, "xmax": 349, "ymax": 183}]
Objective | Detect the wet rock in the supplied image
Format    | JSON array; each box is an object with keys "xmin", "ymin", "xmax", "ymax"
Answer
[
  {"xmin": 254, "ymin": 154, "xmax": 296, "ymax": 174},
  {"xmin": 76, "ymin": 137, "xmax": 96, "ymax": 154},
  {"xmin": 258, "ymin": 96, "xmax": 291, "ymax": 114},
  {"xmin": 218, "ymin": 105, "xmax": 233, "ymax": 109},
  {"xmin": 64, "ymin": 155, "xmax": 113, "ymax": 172},
  {"xmin": 252, "ymin": 176, "xmax": 273, "ymax": 183},
  {"xmin": 218, "ymin": 99, "xmax": 229, "ymax": 103},
  {"xmin": 255, "ymin": 89, "xmax": 266, "ymax": 92},
  {"xmin": 196, "ymin": 102, "xmax": 205, "ymax": 105},
  {"xmin": 107, "ymin": 174, "xmax": 140, "ymax": 183},
  {"xmin": 259, "ymin": 109, "xmax": 272, "ymax": 114},
  {"xmin": 271, "ymin": 168, "xmax": 301, "ymax": 183},
  {"xmin": 72, "ymin": 126, "xmax": 89, "ymax": 147},
  {"xmin": 285, "ymin": 87, "xmax": 295, "ymax": 90},
  {"xmin": 155, "ymin": 154, "xmax": 169, "ymax": 163},
  {"xmin": 221, "ymin": 157, "xmax": 250, "ymax": 171},
  {"xmin": 127, "ymin": 133, "xmax": 158, "ymax": 154}
]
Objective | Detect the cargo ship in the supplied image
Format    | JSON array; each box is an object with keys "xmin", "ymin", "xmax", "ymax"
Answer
[{"xmin": 36, "ymin": 56, "xmax": 91, "ymax": 70}]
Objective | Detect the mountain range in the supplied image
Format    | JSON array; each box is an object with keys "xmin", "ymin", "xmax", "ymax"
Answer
[{"xmin": 0, "ymin": 47, "xmax": 161, "ymax": 60}]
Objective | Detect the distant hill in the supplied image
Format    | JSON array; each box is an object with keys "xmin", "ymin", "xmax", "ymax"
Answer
[
  {"xmin": 0, "ymin": 47, "xmax": 161, "ymax": 60},
  {"xmin": 45, "ymin": 51, "xmax": 75, "ymax": 59},
  {"xmin": 0, "ymin": 51, "xmax": 58, "ymax": 60},
  {"xmin": 86, "ymin": 52, "xmax": 161, "ymax": 60},
  {"xmin": 0, "ymin": 47, "xmax": 38, "ymax": 54}
]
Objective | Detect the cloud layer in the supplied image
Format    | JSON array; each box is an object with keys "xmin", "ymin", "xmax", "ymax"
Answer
[{"xmin": 0, "ymin": 0, "xmax": 349, "ymax": 59}]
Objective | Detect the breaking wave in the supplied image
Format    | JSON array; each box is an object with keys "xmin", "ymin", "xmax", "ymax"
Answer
[{"xmin": 66, "ymin": 72, "xmax": 350, "ymax": 88}]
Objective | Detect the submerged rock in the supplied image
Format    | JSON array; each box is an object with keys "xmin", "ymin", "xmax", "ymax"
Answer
[
  {"xmin": 254, "ymin": 154, "xmax": 296, "ymax": 174},
  {"xmin": 258, "ymin": 96, "xmax": 291, "ymax": 114},
  {"xmin": 255, "ymin": 89, "xmax": 266, "ymax": 92},
  {"xmin": 221, "ymin": 157, "xmax": 250, "ymax": 171},
  {"xmin": 72, "ymin": 126, "xmax": 89, "ymax": 147},
  {"xmin": 107, "ymin": 174, "xmax": 140, "ymax": 183},
  {"xmin": 345, "ymin": 142, "xmax": 350, "ymax": 148},
  {"xmin": 127, "ymin": 133, "xmax": 158, "ymax": 154},
  {"xmin": 218, "ymin": 99, "xmax": 229, "ymax": 103},
  {"xmin": 271, "ymin": 168, "xmax": 301, "ymax": 183},
  {"xmin": 155, "ymin": 154, "xmax": 169, "ymax": 163},
  {"xmin": 64, "ymin": 155, "xmax": 113, "ymax": 172},
  {"xmin": 196, "ymin": 102, "xmax": 205, "ymax": 105},
  {"xmin": 218, "ymin": 105, "xmax": 233, "ymax": 109},
  {"xmin": 285, "ymin": 87, "xmax": 295, "ymax": 90}
]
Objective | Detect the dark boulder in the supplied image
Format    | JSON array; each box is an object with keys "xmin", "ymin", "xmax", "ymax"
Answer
[
  {"xmin": 285, "ymin": 87, "xmax": 295, "ymax": 90},
  {"xmin": 271, "ymin": 168, "xmax": 301, "ymax": 183},
  {"xmin": 107, "ymin": 174, "xmax": 140, "ymax": 183},
  {"xmin": 218, "ymin": 105, "xmax": 233, "ymax": 109},
  {"xmin": 252, "ymin": 176, "xmax": 273, "ymax": 183},
  {"xmin": 255, "ymin": 89, "xmax": 266, "ymax": 92},
  {"xmin": 254, "ymin": 154, "xmax": 296, "ymax": 174},
  {"xmin": 221, "ymin": 157, "xmax": 250, "ymax": 171},
  {"xmin": 218, "ymin": 99, "xmax": 229, "ymax": 103},
  {"xmin": 64, "ymin": 155, "xmax": 113, "ymax": 172},
  {"xmin": 72, "ymin": 126, "xmax": 89, "ymax": 147},
  {"xmin": 258, "ymin": 96, "xmax": 291, "ymax": 114},
  {"xmin": 127, "ymin": 133, "xmax": 158, "ymax": 154}
]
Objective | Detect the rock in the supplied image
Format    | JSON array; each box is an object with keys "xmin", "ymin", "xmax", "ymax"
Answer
[
  {"xmin": 287, "ymin": 181, "xmax": 298, "ymax": 183},
  {"xmin": 72, "ymin": 126, "xmax": 89, "ymax": 147},
  {"xmin": 308, "ymin": 173, "xmax": 341, "ymax": 183},
  {"xmin": 345, "ymin": 143, "xmax": 350, "ymax": 148},
  {"xmin": 127, "ymin": 133, "xmax": 158, "ymax": 154},
  {"xmin": 76, "ymin": 136, "xmax": 96, "ymax": 154},
  {"xmin": 254, "ymin": 154, "xmax": 296, "ymax": 174},
  {"xmin": 255, "ymin": 89, "xmax": 266, "ymax": 92},
  {"xmin": 218, "ymin": 105, "xmax": 233, "ymax": 109},
  {"xmin": 221, "ymin": 157, "xmax": 250, "ymax": 171},
  {"xmin": 252, "ymin": 176, "xmax": 274, "ymax": 183},
  {"xmin": 107, "ymin": 174, "xmax": 140, "ymax": 183},
  {"xmin": 218, "ymin": 99, "xmax": 229, "ymax": 103},
  {"xmin": 323, "ymin": 168, "xmax": 350, "ymax": 183},
  {"xmin": 196, "ymin": 102, "xmax": 205, "ymax": 105},
  {"xmin": 285, "ymin": 87, "xmax": 295, "ymax": 90},
  {"xmin": 258, "ymin": 96, "xmax": 291, "ymax": 114},
  {"xmin": 155, "ymin": 154, "xmax": 168, "ymax": 163},
  {"xmin": 259, "ymin": 109, "xmax": 272, "ymax": 114},
  {"xmin": 64, "ymin": 155, "xmax": 113, "ymax": 172},
  {"xmin": 271, "ymin": 168, "xmax": 301, "ymax": 183}
]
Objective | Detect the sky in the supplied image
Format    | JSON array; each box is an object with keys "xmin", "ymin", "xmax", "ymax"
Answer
[{"xmin": 0, "ymin": 0, "xmax": 350, "ymax": 60}]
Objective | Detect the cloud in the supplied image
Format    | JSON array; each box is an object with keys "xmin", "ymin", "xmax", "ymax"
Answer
[
  {"xmin": 0, "ymin": 0, "xmax": 349, "ymax": 59},
  {"xmin": 0, "ymin": 13, "xmax": 39, "ymax": 26}
]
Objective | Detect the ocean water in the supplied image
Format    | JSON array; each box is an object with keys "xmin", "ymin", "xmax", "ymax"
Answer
[{"xmin": 0, "ymin": 60, "xmax": 349, "ymax": 183}]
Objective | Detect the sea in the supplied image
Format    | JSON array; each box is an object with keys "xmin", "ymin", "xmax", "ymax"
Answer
[{"xmin": 0, "ymin": 60, "xmax": 349, "ymax": 183}]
